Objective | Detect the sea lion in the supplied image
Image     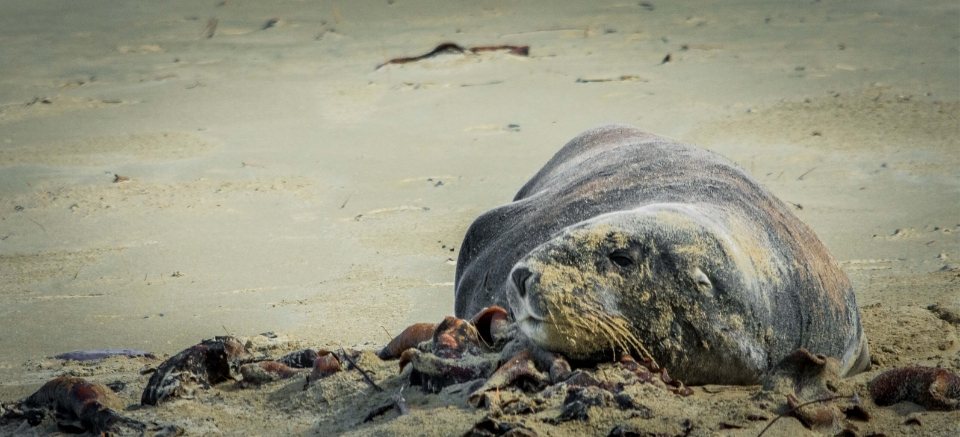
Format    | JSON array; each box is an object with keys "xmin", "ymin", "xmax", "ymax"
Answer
[{"xmin": 454, "ymin": 125, "xmax": 870, "ymax": 384}]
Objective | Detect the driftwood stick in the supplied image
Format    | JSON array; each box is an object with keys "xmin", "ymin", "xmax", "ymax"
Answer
[{"xmin": 339, "ymin": 345, "xmax": 383, "ymax": 392}]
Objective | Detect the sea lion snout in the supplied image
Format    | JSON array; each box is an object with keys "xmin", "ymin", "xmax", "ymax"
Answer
[
  {"xmin": 510, "ymin": 266, "xmax": 532, "ymax": 299},
  {"xmin": 507, "ymin": 263, "xmax": 548, "ymax": 324}
]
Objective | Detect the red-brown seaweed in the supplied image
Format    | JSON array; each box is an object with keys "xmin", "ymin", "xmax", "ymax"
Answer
[
  {"xmin": 240, "ymin": 361, "xmax": 307, "ymax": 386},
  {"xmin": 307, "ymin": 351, "xmax": 343, "ymax": 384},
  {"xmin": 468, "ymin": 350, "xmax": 548, "ymax": 406},
  {"xmin": 619, "ymin": 354, "xmax": 692, "ymax": 396},
  {"xmin": 141, "ymin": 336, "xmax": 248, "ymax": 405},
  {"xmin": 868, "ymin": 366, "xmax": 960, "ymax": 410},
  {"xmin": 393, "ymin": 307, "xmax": 697, "ymax": 400},
  {"xmin": 242, "ymin": 348, "xmax": 325, "ymax": 386},
  {"xmin": 398, "ymin": 311, "xmax": 506, "ymax": 393},
  {"xmin": 1, "ymin": 376, "xmax": 146, "ymax": 434},
  {"xmin": 469, "ymin": 305, "xmax": 511, "ymax": 347},
  {"xmin": 432, "ymin": 315, "xmax": 485, "ymax": 358},
  {"xmin": 378, "ymin": 323, "xmax": 436, "ymax": 360}
]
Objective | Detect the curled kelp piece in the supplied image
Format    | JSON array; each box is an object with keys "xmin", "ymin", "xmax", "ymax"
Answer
[
  {"xmin": 469, "ymin": 350, "xmax": 548, "ymax": 407},
  {"xmin": 141, "ymin": 336, "xmax": 248, "ymax": 405},
  {"xmin": 433, "ymin": 316, "xmax": 487, "ymax": 359},
  {"xmin": 869, "ymin": 366, "xmax": 960, "ymax": 410},
  {"xmin": 2, "ymin": 376, "xmax": 145, "ymax": 434},
  {"xmin": 54, "ymin": 348, "xmax": 155, "ymax": 361},
  {"xmin": 387, "ymin": 307, "xmax": 510, "ymax": 366},
  {"xmin": 469, "ymin": 305, "xmax": 511, "ymax": 347},
  {"xmin": 378, "ymin": 323, "xmax": 437, "ymax": 360},
  {"xmin": 240, "ymin": 361, "xmax": 308, "ymax": 386},
  {"xmin": 305, "ymin": 351, "xmax": 343, "ymax": 388},
  {"xmin": 240, "ymin": 348, "xmax": 323, "ymax": 386}
]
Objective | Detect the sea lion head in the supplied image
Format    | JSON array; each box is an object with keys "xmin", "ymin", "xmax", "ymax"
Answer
[{"xmin": 507, "ymin": 203, "xmax": 773, "ymax": 384}]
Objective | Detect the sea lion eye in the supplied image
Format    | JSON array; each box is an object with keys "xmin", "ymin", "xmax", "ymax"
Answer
[{"xmin": 609, "ymin": 250, "xmax": 635, "ymax": 268}]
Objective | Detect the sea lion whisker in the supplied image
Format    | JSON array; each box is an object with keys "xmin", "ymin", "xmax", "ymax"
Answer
[{"xmin": 600, "ymin": 313, "xmax": 658, "ymax": 368}]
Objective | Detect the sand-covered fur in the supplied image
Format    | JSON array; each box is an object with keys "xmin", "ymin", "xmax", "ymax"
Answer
[{"xmin": 457, "ymin": 126, "xmax": 869, "ymax": 384}]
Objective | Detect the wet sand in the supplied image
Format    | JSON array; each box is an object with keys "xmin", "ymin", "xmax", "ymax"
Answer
[{"xmin": 0, "ymin": 0, "xmax": 957, "ymax": 435}]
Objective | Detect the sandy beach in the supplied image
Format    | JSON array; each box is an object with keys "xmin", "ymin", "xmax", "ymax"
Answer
[{"xmin": 0, "ymin": 0, "xmax": 957, "ymax": 435}]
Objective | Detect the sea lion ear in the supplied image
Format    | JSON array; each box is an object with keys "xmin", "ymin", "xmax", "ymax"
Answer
[{"xmin": 692, "ymin": 268, "xmax": 712, "ymax": 289}]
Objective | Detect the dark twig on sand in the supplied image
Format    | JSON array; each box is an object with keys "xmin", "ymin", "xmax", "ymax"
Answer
[
  {"xmin": 756, "ymin": 394, "xmax": 854, "ymax": 436},
  {"xmin": 796, "ymin": 167, "xmax": 817, "ymax": 181},
  {"xmin": 375, "ymin": 43, "xmax": 529, "ymax": 70},
  {"xmin": 339, "ymin": 346, "xmax": 383, "ymax": 392}
]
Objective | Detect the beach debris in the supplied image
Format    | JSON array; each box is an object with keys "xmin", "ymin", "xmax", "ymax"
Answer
[
  {"xmin": 387, "ymin": 308, "xmax": 512, "ymax": 393},
  {"xmin": 927, "ymin": 302, "xmax": 960, "ymax": 326},
  {"xmin": 378, "ymin": 323, "xmax": 436, "ymax": 360},
  {"xmin": 107, "ymin": 381, "xmax": 129, "ymax": 394},
  {"xmin": 240, "ymin": 361, "xmax": 308, "ymax": 386},
  {"xmin": 113, "ymin": 174, "xmax": 130, "ymax": 183},
  {"xmin": 376, "ymin": 43, "xmax": 529, "ymax": 70},
  {"xmin": 468, "ymin": 350, "xmax": 548, "ymax": 406},
  {"xmin": 755, "ymin": 393, "xmax": 863, "ymax": 436},
  {"xmin": 141, "ymin": 336, "xmax": 248, "ymax": 405},
  {"xmin": 465, "ymin": 416, "xmax": 538, "ymax": 436},
  {"xmin": 362, "ymin": 385, "xmax": 409, "ymax": 423},
  {"xmin": 54, "ymin": 348, "xmax": 154, "ymax": 361},
  {"xmin": 239, "ymin": 344, "xmax": 326, "ymax": 387},
  {"xmin": 203, "ymin": 18, "xmax": 218, "ymax": 39},
  {"xmin": 305, "ymin": 351, "xmax": 342, "ymax": 388},
  {"xmin": 575, "ymin": 75, "xmax": 645, "ymax": 84},
  {"xmin": 404, "ymin": 346, "xmax": 497, "ymax": 393},
  {"xmin": 757, "ymin": 349, "xmax": 873, "ymax": 434},
  {"xmin": 262, "ymin": 18, "xmax": 281, "ymax": 30},
  {"xmin": 278, "ymin": 348, "xmax": 322, "ymax": 368},
  {"xmin": 384, "ymin": 304, "xmax": 694, "ymax": 410},
  {"xmin": 555, "ymin": 385, "xmax": 613, "ymax": 422},
  {"xmin": 338, "ymin": 347, "xmax": 381, "ymax": 391},
  {"xmin": 610, "ymin": 420, "xmax": 693, "ymax": 437},
  {"xmin": 0, "ymin": 376, "xmax": 147, "ymax": 434},
  {"xmin": 469, "ymin": 305, "xmax": 511, "ymax": 346},
  {"xmin": 868, "ymin": 366, "xmax": 960, "ymax": 410}
]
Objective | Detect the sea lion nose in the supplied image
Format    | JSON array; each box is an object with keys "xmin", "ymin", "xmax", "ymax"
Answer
[{"xmin": 511, "ymin": 267, "xmax": 532, "ymax": 298}]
